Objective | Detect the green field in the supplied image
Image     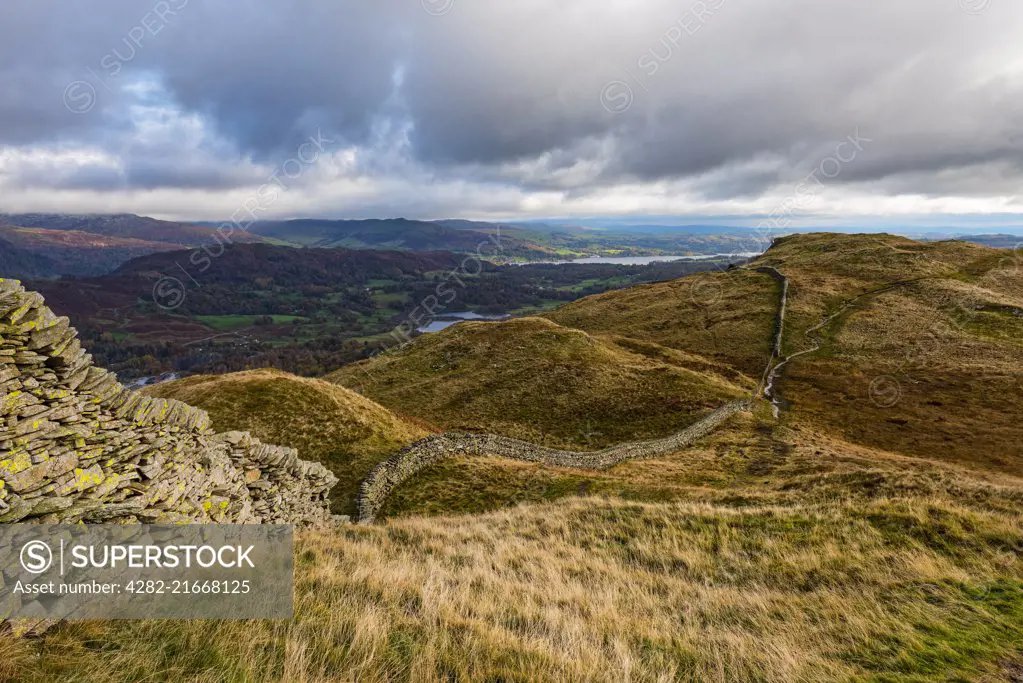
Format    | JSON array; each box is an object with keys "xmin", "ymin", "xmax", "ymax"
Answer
[{"xmin": 196, "ymin": 314, "xmax": 307, "ymax": 331}]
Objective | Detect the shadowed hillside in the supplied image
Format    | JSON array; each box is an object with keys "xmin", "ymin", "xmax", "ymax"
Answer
[
  {"xmin": 0, "ymin": 224, "xmax": 179, "ymax": 277},
  {"xmin": 755, "ymin": 233, "xmax": 1023, "ymax": 476},
  {"xmin": 250, "ymin": 217, "xmax": 555, "ymax": 258},
  {"xmin": 329, "ymin": 316, "xmax": 749, "ymax": 449},
  {"xmin": 144, "ymin": 369, "xmax": 428, "ymax": 515}
]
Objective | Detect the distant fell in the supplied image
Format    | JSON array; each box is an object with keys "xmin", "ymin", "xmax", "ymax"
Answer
[{"xmin": 249, "ymin": 218, "xmax": 554, "ymax": 258}]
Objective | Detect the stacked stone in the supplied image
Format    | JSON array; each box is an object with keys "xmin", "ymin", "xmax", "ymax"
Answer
[
  {"xmin": 214, "ymin": 432, "xmax": 337, "ymax": 526},
  {"xmin": 0, "ymin": 279, "xmax": 337, "ymax": 527},
  {"xmin": 357, "ymin": 399, "xmax": 751, "ymax": 523}
]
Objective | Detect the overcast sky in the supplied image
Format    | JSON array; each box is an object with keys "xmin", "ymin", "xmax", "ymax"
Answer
[{"xmin": 1, "ymin": 0, "xmax": 1021, "ymax": 227}]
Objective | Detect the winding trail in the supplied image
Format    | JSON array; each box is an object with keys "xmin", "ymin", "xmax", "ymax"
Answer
[
  {"xmin": 354, "ymin": 268, "xmax": 790, "ymax": 524},
  {"xmin": 760, "ymin": 274, "xmax": 922, "ymax": 417}
]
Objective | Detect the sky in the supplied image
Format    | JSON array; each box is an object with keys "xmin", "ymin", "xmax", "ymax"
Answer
[{"xmin": 1, "ymin": 0, "xmax": 1022, "ymax": 230}]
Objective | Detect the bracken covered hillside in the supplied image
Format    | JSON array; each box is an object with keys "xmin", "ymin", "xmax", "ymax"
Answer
[{"xmin": 757, "ymin": 233, "xmax": 1023, "ymax": 475}]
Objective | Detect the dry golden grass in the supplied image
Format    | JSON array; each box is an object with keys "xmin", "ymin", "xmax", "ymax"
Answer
[
  {"xmin": 14, "ymin": 234, "xmax": 1022, "ymax": 681},
  {"xmin": 9, "ymin": 456, "xmax": 1023, "ymax": 681},
  {"xmin": 544, "ymin": 267, "xmax": 778, "ymax": 378},
  {"xmin": 144, "ymin": 369, "xmax": 428, "ymax": 514},
  {"xmin": 7, "ymin": 408, "xmax": 1023, "ymax": 682},
  {"xmin": 328, "ymin": 317, "xmax": 747, "ymax": 449},
  {"xmin": 756, "ymin": 235, "xmax": 1023, "ymax": 477}
]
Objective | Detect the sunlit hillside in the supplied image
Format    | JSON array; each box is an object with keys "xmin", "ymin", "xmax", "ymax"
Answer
[{"xmin": 328, "ymin": 316, "xmax": 750, "ymax": 449}]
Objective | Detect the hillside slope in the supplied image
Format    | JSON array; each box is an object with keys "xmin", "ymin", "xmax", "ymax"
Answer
[
  {"xmin": 329, "ymin": 316, "xmax": 750, "ymax": 449},
  {"xmin": 755, "ymin": 233, "xmax": 1023, "ymax": 476},
  {"xmin": 18, "ymin": 414, "xmax": 1023, "ymax": 681},
  {"xmin": 0, "ymin": 235, "xmax": 61, "ymax": 279},
  {"xmin": 0, "ymin": 213, "xmax": 261, "ymax": 246},
  {"xmin": 0, "ymin": 213, "xmax": 265, "ymax": 276},
  {"xmin": 544, "ymin": 266, "xmax": 779, "ymax": 377},
  {"xmin": 0, "ymin": 224, "xmax": 179, "ymax": 277},
  {"xmin": 539, "ymin": 233, "xmax": 1023, "ymax": 477},
  {"xmin": 144, "ymin": 369, "xmax": 428, "ymax": 515}
]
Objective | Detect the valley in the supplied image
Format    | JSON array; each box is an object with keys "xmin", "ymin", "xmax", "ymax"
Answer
[
  {"xmin": 3, "ymin": 232, "xmax": 1023, "ymax": 681},
  {"xmin": 30, "ymin": 245, "xmax": 739, "ymax": 380},
  {"xmin": 7, "ymin": 5, "xmax": 1023, "ymax": 679}
]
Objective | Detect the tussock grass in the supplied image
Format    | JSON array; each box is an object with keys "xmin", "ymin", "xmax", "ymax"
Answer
[
  {"xmin": 11, "ymin": 474, "xmax": 1023, "ymax": 681},
  {"xmin": 328, "ymin": 317, "xmax": 746, "ymax": 449},
  {"xmin": 145, "ymin": 369, "xmax": 428, "ymax": 515},
  {"xmin": 544, "ymin": 267, "xmax": 778, "ymax": 378},
  {"xmin": 10, "ymin": 408, "xmax": 1023, "ymax": 682}
]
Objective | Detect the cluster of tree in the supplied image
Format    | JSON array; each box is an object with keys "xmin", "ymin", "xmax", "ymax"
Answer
[{"xmin": 35, "ymin": 244, "xmax": 736, "ymax": 380}]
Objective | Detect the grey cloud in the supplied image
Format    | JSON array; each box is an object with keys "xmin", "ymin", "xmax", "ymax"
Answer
[{"xmin": 0, "ymin": 0, "xmax": 1022, "ymax": 207}]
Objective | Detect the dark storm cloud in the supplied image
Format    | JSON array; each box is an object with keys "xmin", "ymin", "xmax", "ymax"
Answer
[{"xmin": 0, "ymin": 0, "xmax": 1022, "ymax": 206}]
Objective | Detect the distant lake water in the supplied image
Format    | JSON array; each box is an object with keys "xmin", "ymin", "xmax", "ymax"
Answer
[
  {"xmin": 418, "ymin": 252, "xmax": 761, "ymax": 333},
  {"xmin": 519, "ymin": 253, "xmax": 761, "ymax": 266},
  {"xmin": 418, "ymin": 311, "xmax": 510, "ymax": 334}
]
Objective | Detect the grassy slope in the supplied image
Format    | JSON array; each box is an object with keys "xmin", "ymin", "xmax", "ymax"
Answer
[
  {"xmin": 143, "ymin": 369, "xmax": 428, "ymax": 515},
  {"xmin": 16, "ymin": 234, "xmax": 1023, "ymax": 681},
  {"xmin": 544, "ymin": 266, "xmax": 779, "ymax": 378},
  {"xmin": 758, "ymin": 233, "xmax": 1023, "ymax": 477},
  {"xmin": 14, "ymin": 414, "xmax": 1023, "ymax": 681},
  {"xmin": 328, "ymin": 316, "xmax": 749, "ymax": 449}
]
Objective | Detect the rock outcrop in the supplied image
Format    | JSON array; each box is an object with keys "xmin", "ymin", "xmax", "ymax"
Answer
[{"xmin": 0, "ymin": 279, "xmax": 337, "ymax": 526}]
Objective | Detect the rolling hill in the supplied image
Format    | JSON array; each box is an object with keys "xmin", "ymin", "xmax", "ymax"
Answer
[
  {"xmin": 142, "ymin": 369, "xmax": 428, "ymax": 515},
  {"xmin": 544, "ymin": 266, "xmax": 779, "ymax": 378},
  {"xmin": 249, "ymin": 218, "xmax": 556, "ymax": 259},
  {"xmin": 754, "ymin": 233, "xmax": 1023, "ymax": 476},
  {"xmin": 324, "ymin": 233, "xmax": 1023, "ymax": 520},
  {"xmin": 9, "ymin": 233, "xmax": 1023, "ymax": 682},
  {"xmin": 328, "ymin": 316, "xmax": 751, "ymax": 449},
  {"xmin": 0, "ymin": 213, "xmax": 265, "ymax": 276}
]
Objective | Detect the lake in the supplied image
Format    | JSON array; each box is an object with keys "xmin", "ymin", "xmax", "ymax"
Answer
[
  {"xmin": 418, "ymin": 311, "xmax": 510, "ymax": 334},
  {"xmin": 517, "ymin": 253, "xmax": 761, "ymax": 266}
]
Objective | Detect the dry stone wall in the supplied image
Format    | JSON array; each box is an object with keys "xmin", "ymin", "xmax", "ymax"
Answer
[
  {"xmin": 356, "ymin": 265, "xmax": 795, "ymax": 523},
  {"xmin": 752, "ymin": 266, "xmax": 788, "ymax": 360},
  {"xmin": 357, "ymin": 399, "xmax": 750, "ymax": 523},
  {"xmin": 0, "ymin": 279, "xmax": 337, "ymax": 526}
]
